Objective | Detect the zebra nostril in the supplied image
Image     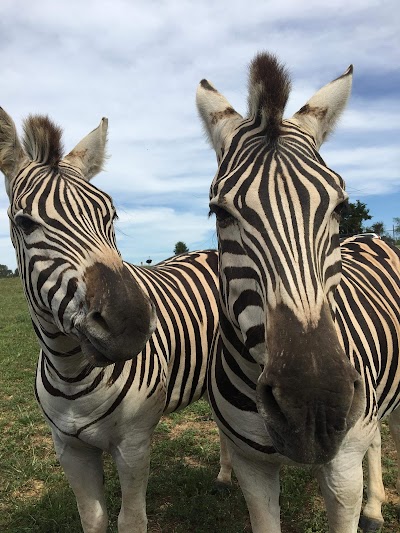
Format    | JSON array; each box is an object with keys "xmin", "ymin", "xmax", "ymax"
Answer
[
  {"xmin": 258, "ymin": 383, "xmax": 276, "ymax": 410},
  {"xmin": 88, "ymin": 310, "xmax": 110, "ymax": 332}
]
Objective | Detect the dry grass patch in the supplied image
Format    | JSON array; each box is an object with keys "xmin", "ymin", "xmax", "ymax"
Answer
[{"xmin": 12, "ymin": 479, "xmax": 46, "ymax": 500}]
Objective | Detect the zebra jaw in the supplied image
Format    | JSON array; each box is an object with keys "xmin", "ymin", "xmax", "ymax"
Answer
[
  {"xmin": 78, "ymin": 333, "xmax": 116, "ymax": 367},
  {"xmin": 77, "ymin": 332, "xmax": 126, "ymax": 367}
]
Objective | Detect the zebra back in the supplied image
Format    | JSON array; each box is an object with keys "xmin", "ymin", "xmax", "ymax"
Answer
[{"xmin": 126, "ymin": 250, "xmax": 219, "ymax": 413}]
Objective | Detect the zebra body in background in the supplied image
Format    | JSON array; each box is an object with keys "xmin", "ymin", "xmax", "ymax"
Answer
[
  {"xmin": 197, "ymin": 53, "xmax": 400, "ymax": 532},
  {"xmin": 0, "ymin": 110, "xmax": 231, "ymax": 533}
]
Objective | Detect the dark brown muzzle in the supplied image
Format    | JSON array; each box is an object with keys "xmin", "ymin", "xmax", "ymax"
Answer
[
  {"xmin": 78, "ymin": 263, "xmax": 157, "ymax": 367},
  {"xmin": 256, "ymin": 304, "xmax": 364, "ymax": 464}
]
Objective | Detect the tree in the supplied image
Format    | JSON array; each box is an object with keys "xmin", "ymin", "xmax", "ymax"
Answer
[
  {"xmin": 174, "ymin": 241, "xmax": 189, "ymax": 255},
  {"xmin": 364, "ymin": 221, "xmax": 385, "ymax": 236},
  {"xmin": 381, "ymin": 235, "xmax": 395, "ymax": 245},
  {"xmin": 0, "ymin": 264, "xmax": 13, "ymax": 278},
  {"xmin": 394, "ymin": 217, "xmax": 400, "ymax": 242},
  {"xmin": 339, "ymin": 200, "xmax": 372, "ymax": 235}
]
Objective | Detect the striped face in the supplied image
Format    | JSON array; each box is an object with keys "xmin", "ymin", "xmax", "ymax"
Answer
[
  {"xmin": 1, "ymin": 112, "xmax": 156, "ymax": 367},
  {"xmin": 197, "ymin": 54, "xmax": 365, "ymax": 464},
  {"xmin": 209, "ymin": 119, "xmax": 348, "ymax": 361},
  {"xmin": 9, "ymin": 162, "xmax": 119, "ymax": 330}
]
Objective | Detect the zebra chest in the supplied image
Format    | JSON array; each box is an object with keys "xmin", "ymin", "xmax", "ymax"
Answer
[{"xmin": 35, "ymin": 356, "xmax": 168, "ymax": 449}]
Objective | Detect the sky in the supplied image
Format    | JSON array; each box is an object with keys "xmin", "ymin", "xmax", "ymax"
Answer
[{"xmin": 0, "ymin": 0, "xmax": 398, "ymax": 270}]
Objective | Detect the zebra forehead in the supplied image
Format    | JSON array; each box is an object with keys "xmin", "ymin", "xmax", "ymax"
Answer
[{"xmin": 22, "ymin": 115, "xmax": 64, "ymax": 167}]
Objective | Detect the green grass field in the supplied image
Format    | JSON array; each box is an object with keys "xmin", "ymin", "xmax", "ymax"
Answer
[{"xmin": 0, "ymin": 277, "xmax": 399, "ymax": 532}]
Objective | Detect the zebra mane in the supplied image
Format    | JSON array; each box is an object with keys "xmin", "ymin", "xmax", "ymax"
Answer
[
  {"xmin": 22, "ymin": 115, "xmax": 64, "ymax": 167},
  {"xmin": 247, "ymin": 52, "xmax": 291, "ymax": 140}
]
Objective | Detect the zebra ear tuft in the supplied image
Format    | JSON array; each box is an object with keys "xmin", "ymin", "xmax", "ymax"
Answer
[
  {"xmin": 247, "ymin": 52, "xmax": 291, "ymax": 140},
  {"xmin": 196, "ymin": 80, "xmax": 242, "ymax": 158},
  {"xmin": 291, "ymin": 66, "xmax": 353, "ymax": 149},
  {"xmin": 63, "ymin": 117, "xmax": 108, "ymax": 181},
  {"xmin": 0, "ymin": 107, "xmax": 27, "ymax": 197}
]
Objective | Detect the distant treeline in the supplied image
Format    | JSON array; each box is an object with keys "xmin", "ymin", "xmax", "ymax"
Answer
[{"xmin": 0, "ymin": 265, "xmax": 19, "ymax": 278}]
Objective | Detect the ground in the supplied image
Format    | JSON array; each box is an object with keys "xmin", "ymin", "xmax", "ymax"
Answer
[{"xmin": 0, "ymin": 277, "xmax": 399, "ymax": 532}]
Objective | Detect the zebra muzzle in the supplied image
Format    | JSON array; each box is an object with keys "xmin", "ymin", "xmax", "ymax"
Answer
[
  {"xmin": 255, "ymin": 304, "xmax": 365, "ymax": 464},
  {"xmin": 76, "ymin": 262, "xmax": 158, "ymax": 366}
]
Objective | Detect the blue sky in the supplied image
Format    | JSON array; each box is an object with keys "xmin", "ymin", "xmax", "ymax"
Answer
[{"xmin": 0, "ymin": 0, "xmax": 398, "ymax": 269}]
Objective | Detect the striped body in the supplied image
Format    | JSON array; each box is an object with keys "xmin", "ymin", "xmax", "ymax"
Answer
[
  {"xmin": 128, "ymin": 253, "xmax": 219, "ymax": 413},
  {"xmin": 0, "ymin": 112, "xmax": 230, "ymax": 533},
  {"xmin": 197, "ymin": 53, "xmax": 400, "ymax": 532},
  {"xmin": 35, "ymin": 250, "xmax": 220, "ymax": 447},
  {"xmin": 338, "ymin": 237, "xmax": 400, "ymax": 420}
]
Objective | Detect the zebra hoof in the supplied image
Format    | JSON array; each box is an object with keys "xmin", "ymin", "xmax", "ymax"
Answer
[
  {"xmin": 212, "ymin": 480, "xmax": 231, "ymax": 494},
  {"xmin": 358, "ymin": 515, "xmax": 384, "ymax": 532}
]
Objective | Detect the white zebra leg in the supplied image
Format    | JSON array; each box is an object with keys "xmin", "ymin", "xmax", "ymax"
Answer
[
  {"xmin": 359, "ymin": 425, "xmax": 385, "ymax": 531},
  {"xmin": 388, "ymin": 408, "xmax": 400, "ymax": 508},
  {"xmin": 214, "ymin": 429, "xmax": 232, "ymax": 489},
  {"xmin": 315, "ymin": 449, "xmax": 364, "ymax": 533},
  {"xmin": 112, "ymin": 433, "xmax": 152, "ymax": 533},
  {"xmin": 52, "ymin": 433, "xmax": 108, "ymax": 533},
  {"xmin": 232, "ymin": 449, "xmax": 281, "ymax": 533}
]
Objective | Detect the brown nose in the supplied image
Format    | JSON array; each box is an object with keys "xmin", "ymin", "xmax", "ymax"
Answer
[
  {"xmin": 256, "ymin": 304, "xmax": 365, "ymax": 464},
  {"xmin": 80, "ymin": 262, "xmax": 157, "ymax": 365}
]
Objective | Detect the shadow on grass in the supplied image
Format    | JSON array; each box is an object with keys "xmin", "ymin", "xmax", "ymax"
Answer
[
  {"xmin": 4, "ymin": 421, "xmax": 399, "ymax": 533},
  {"xmin": 2, "ymin": 462, "xmax": 248, "ymax": 533},
  {"xmin": 4, "ymin": 455, "xmax": 399, "ymax": 533},
  {"xmin": 1, "ymin": 487, "xmax": 82, "ymax": 533}
]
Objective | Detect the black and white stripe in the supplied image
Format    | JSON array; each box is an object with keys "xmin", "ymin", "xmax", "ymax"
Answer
[
  {"xmin": 197, "ymin": 53, "xmax": 400, "ymax": 533},
  {"xmin": 0, "ymin": 111, "xmax": 231, "ymax": 533}
]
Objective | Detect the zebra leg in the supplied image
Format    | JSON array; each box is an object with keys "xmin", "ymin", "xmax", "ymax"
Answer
[
  {"xmin": 231, "ymin": 449, "xmax": 281, "ymax": 532},
  {"xmin": 359, "ymin": 425, "xmax": 385, "ymax": 532},
  {"xmin": 388, "ymin": 408, "xmax": 400, "ymax": 516},
  {"xmin": 52, "ymin": 433, "xmax": 108, "ymax": 533},
  {"xmin": 112, "ymin": 433, "xmax": 152, "ymax": 533},
  {"xmin": 214, "ymin": 429, "xmax": 232, "ymax": 490},
  {"xmin": 315, "ymin": 450, "xmax": 364, "ymax": 533}
]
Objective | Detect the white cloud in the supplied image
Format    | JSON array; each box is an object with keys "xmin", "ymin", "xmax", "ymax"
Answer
[
  {"xmin": 0, "ymin": 0, "xmax": 399, "ymax": 271},
  {"xmin": 341, "ymin": 106, "xmax": 399, "ymax": 132},
  {"xmin": 115, "ymin": 207, "xmax": 215, "ymax": 265}
]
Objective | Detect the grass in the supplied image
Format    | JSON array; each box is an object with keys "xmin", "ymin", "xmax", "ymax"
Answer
[{"xmin": 0, "ymin": 276, "xmax": 399, "ymax": 532}]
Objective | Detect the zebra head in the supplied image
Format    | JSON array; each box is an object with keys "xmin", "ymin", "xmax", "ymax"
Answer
[
  {"xmin": 197, "ymin": 54, "xmax": 365, "ymax": 464},
  {"xmin": 0, "ymin": 110, "xmax": 157, "ymax": 367}
]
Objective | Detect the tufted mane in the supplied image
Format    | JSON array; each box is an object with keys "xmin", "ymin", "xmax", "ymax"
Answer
[
  {"xmin": 247, "ymin": 52, "xmax": 291, "ymax": 140},
  {"xmin": 22, "ymin": 115, "xmax": 64, "ymax": 167}
]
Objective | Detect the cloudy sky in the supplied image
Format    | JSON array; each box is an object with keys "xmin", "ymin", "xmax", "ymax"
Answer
[{"xmin": 0, "ymin": 0, "xmax": 398, "ymax": 270}]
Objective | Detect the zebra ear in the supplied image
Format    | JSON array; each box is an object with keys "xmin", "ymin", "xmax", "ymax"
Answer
[
  {"xmin": 0, "ymin": 107, "xmax": 27, "ymax": 197},
  {"xmin": 291, "ymin": 66, "xmax": 353, "ymax": 150},
  {"xmin": 63, "ymin": 117, "xmax": 108, "ymax": 181},
  {"xmin": 196, "ymin": 80, "xmax": 242, "ymax": 158}
]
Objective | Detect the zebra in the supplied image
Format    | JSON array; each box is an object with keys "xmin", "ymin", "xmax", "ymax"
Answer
[
  {"xmin": 0, "ymin": 110, "xmax": 231, "ymax": 533},
  {"xmin": 196, "ymin": 53, "xmax": 400, "ymax": 532}
]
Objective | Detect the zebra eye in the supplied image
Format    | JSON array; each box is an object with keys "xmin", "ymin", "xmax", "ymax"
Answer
[
  {"xmin": 15, "ymin": 214, "xmax": 38, "ymax": 234},
  {"xmin": 209, "ymin": 205, "xmax": 234, "ymax": 227}
]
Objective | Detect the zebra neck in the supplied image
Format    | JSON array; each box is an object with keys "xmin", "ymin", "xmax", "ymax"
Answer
[
  {"xmin": 31, "ymin": 312, "xmax": 92, "ymax": 379},
  {"xmin": 220, "ymin": 311, "xmax": 261, "ymax": 376}
]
